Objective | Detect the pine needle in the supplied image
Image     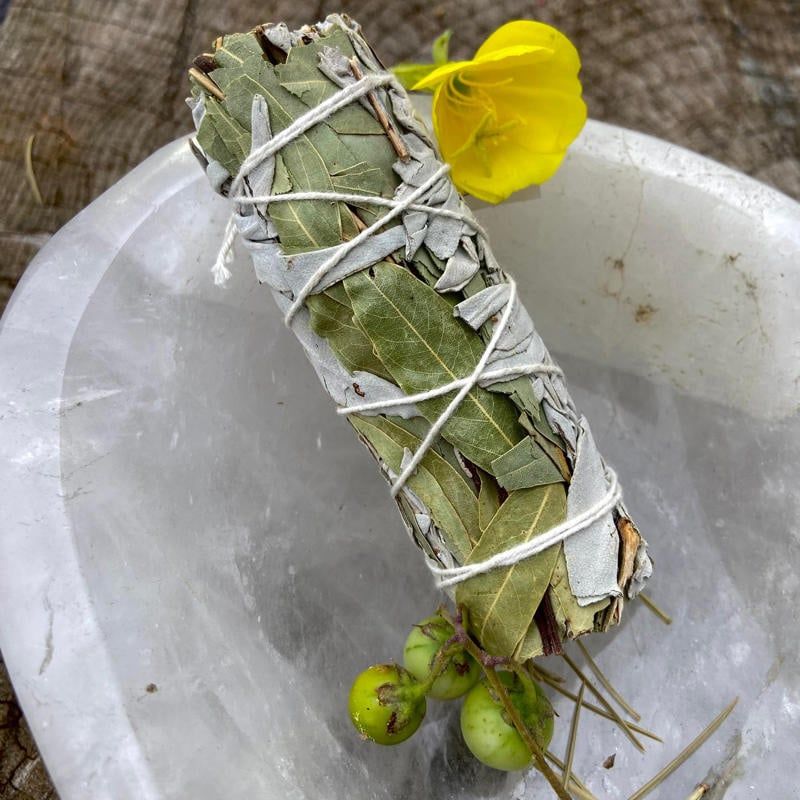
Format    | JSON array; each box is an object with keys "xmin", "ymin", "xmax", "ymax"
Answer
[
  {"xmin": 638, "ymin": 592, "xmax": 673, "ymax": 625},
  {"xmin": 532, "ymin": 666, "xmax": 663, "ymax": 742},
  {"xmin": 626, "ymin": 698, "xmax": 738, "ymax": 800},
  {"xmin": 24, "ymin": 134, "xmax": 44, "ymax": 206},
  {"xmin": 576, "ymin": 640, "xmax": 641, "ymax": 721},
  {"xmin": 545, "ymin": 750, "xmax": 598, "ymax": 800},
  {"xmin": 563, "ymin": 681, "xmax": 585, "ymax": 790},
  {"xmin": 561, "ymin": 653, "xmax": 645, "ymax": 752},
  {"xmin": 686, "ymin": 785, "xmax": 710, "ymax": 800},
  {"xmin": 533, "ymin": 663, "xmax": 566, "ymax": 683}
]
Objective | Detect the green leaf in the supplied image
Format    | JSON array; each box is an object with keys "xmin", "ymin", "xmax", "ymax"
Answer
[
  {"xmin": 548, "ymin": 548, "xmax": 609, "ymax": 639},
  {"xmin": 276, "ymin": 30, "xmax": 385, "ymax": 136},
  {"xmin": 197, "ymin": 96, "xmax": 251, "ymax": 176},
  {"xmin": 477, "ymin": 469, "xmax": 501, "ymax": 532},
  {"xmin": 516, "ymin": 619, "xmax": 544, "ymax": 661},
  {"xmin": 388, "ymin": 416, "xmax": 466, "ymax": 477},
  {"xmin": 306, "ymin": 292, "xmax": 391, "ymax": 381},
  {"xmin": 456, "ymin": 483, "xmax": 566, "ymax": 657},
  {"xmin": 391, "ymin": 62, "xmax": 438, "ymax": 91},
  {"xmin": 431, "ymin": 29, "xmax": 452, "ymax": 65},
  {"xmin": 350, "ymin": 415, "xmax": 481, "ymax": 561},
  {"xmin": 491, "ymin": 437, "xmax": 564, "ymax": 492},
  {"xmin": 345, "ymin": 261, "xmax": 525, "ymax": 473}
]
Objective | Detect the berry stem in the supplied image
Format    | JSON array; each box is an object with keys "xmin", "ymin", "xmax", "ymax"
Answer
[{"xmin": 440, "ymin": 607, "xmax": 573, "ymax": 800}]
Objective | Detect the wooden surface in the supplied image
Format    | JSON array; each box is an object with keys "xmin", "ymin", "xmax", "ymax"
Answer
[{"xmin": 0, "ymin": 1, "xmax": 798, "ymax": 797}]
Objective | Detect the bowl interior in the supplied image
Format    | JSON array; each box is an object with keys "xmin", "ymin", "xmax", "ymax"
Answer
[{"xmin": 6, "ymin": 124, "xmax": 800, "ymax": 799}]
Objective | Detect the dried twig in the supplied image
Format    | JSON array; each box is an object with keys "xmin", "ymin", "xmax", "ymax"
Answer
[
  {"xmin": 529, "ymin": 665, "xmax": 662, "ymax": 741},
  {"xmin": 24, "ymin": 134, "xmax": 44, "ymax": 206},
  {"xmin": 545, "ymin": 751, "xmax": 598, "ymax": 800},
  {"xmin": 188, "ymin": 67, "xmax": 225, "ymax": 101},
  {"xmin": 349, "ymin": 59, "xmax": 410, "ymax": 161}
]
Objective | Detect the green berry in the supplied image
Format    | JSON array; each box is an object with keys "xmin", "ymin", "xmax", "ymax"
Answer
[
  {"xmin": 403, "ymin": 614, "xmax": 480, "ymax": 700},
  {"xmin": 460, "ymin": 671, "xmax": 554, "ymax": 771},
  {"xmin": 348, "ymin": 664, "xmax": 426, "ymax": 745}
]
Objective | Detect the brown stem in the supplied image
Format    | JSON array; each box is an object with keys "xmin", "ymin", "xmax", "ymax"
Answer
[
  {"xmin": 188, "ymin": 67, "xmax": 225, "ymax": 101},
  {"xmin": 349, "ymin": 59, "xmax": 410, "ymax": 161},
  {"xmin": 460, "ymin": 638, "xmax": 572, "ymax": 800}
]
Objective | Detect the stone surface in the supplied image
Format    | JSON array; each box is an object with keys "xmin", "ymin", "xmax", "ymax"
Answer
[{"xmin": 0, "ymin": 125, "xmax": 798, "ymax": 799}]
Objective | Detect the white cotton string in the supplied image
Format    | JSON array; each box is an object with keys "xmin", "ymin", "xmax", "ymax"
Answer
[
  {"xmin": 237, "ymin": 191, "xmax": 490, "ymax": 241},
  {"xmin": 230, "ymin": 73, "xmax": 392, "ymax": 199},
  {"xmin": 284, "ymin": 162, "xmax": 451, "ymax": 325},
  {"xmin": 430, "ymin": 468, "xmax": 622, "ymax": 589},
  {"xmin": 338, "ymin": 363, "xmax": 563, "ymax": 415},
  {"xmin": 212, "ymin": 216, "xmax": 238, "ymax": 285}
]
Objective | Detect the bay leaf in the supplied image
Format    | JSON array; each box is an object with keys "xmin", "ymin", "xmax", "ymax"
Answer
[
  {"xmin": 549, "ymin": 547, "xmax": 609, "ymax": 639},
  {"xmin": 345, "ymin": 261, "xmax": 525, "ymax": 473},
  {"xmin": 516, "ymin": 618, "xmax": 544, "ymax": 661},
  {"xmin": 350, "ymin": 414, "xmax": 480, "ymax": 560},
  {"xmin": 197, "ymin": 95, "xmax": 250, "ymax": 177},
  {"xmin": 491, "ymin": 436, "xmax": 564, "ymax": 492},
  {"xmin": 305, "ymin": 292, "xmax": 391, "ymax": 381},
  {"xmin": 456, "ymin": 483, "xmax": 566, "ymax": 657},
  {"xmin": 477, "ymin": 468, "xmax": 501, "ymax": 532},
  {"xmin": 276, "ymin": 29, "xmax": 384, "ymax": 136},
  {"xmin": 388, "ymin": 416, "xmax": 466, "ymax": 478}
]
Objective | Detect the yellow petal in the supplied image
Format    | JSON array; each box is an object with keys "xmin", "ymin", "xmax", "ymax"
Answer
[
  {"xmin": 430, "ymin": 80, "xmax": 494, "ymax": 161},
  {"xmin": 471, "ymin": 43, "xmax": 553, "ymax": 68},
  {"xmin": 475, "ymin": 20, "xmax": 580, "ymax": 74},
  {"xmin": 411, "ymin": 60, "xmax": 473, "ymax": 91},
  {"xmin": 449, "ymin": 91, "xmax": 587, "ymax": 203}
]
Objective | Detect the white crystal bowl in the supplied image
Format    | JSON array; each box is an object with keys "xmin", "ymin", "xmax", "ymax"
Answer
[{"xmin": 1, "ymin": 121, "xmax": 798, "ymax": 799}]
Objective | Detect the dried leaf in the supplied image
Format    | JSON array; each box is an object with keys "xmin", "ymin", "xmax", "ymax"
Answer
[
  {"xmin": 456, "ymin": 484, "xmax": 566, "ymax": 656},
  {"xmin": 350, "ymin": 414, "xmax": 480, "ymax": 560},
  {"xmin": 346, "ymin": 261, "xmax": 525, "ymax": 473},
  {"xmin": 549, "ymin": 548, "xmax": 609, "ymax": 640},
  {"xmin": 491, "ymin": 436, "xmax": 564, "ymax": 491},
  {"xmin": 477, "ymin": 468, "xmax": 501, "ymax": 531},
  {"xmin": 306, "ymin": 291, "xmax": 391, "ymax": 381}
]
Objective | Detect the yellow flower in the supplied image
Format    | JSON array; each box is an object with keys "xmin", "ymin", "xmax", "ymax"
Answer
[{"xmin": 413, "ymin": 20, "xmax": 587, "ymax": 203}]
